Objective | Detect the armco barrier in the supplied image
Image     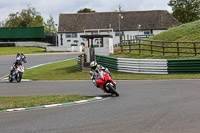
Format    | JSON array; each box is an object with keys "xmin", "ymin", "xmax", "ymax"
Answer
[
  {"xmin": 95, "ymin": 55, "xmax": 168, "ymax": 74},
  {"xmin": 117, "ymin": 58, "xmax": 168, "ymax": 74},
  {"xmin": 77, "ymin": 54, "xmax": 84, "ymax": 71},
  {"xmin": 96, "ymin": 55, "xmax": 118, "ymax": 71},
  {"xmin": 168, "ymin": 59, "xmax": 200, "ymax": 74},
  {"xmin": 94, "ymin": 55, "xmax": 200, "ymax": 74}
]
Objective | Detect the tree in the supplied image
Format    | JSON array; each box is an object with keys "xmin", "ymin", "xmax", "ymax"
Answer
[
  {"xmin": 168, "ymin": 0, "xmax": 200, "ymax": 23},
  {"xmin": 4, "ymin": 6, "xmax": 44, "ymax": 27},
  {"xmin": 77, "ymin": 8, "xmax": 95, "ymax": 13},
  {"xmin": 44, "ymin": 15, "xmax": 57, "ymax": 33}
]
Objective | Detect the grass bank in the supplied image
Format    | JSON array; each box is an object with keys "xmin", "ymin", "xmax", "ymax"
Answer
[
  {"xmin": 0, "ymin": 95, "xmax": 92, "ymax": 110},
  {"xmin": 150, "ymin": 20, "xmax": 200, "ymax": 42},
  {"xmin": 0, "ymin": 47, "xmax": 46, "ymax": 55},
  {"xmin": 112, "ymin": 20, "xmax": 200, "ymax": 59},
  {"xmin": 23, "ymin": 59, "xmax": 200, "ymax": 80}
]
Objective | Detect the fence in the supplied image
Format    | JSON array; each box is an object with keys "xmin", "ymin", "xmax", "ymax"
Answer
[
  {"xmin": 95, "ymin": 55, "xmax": 200, "ymax": 74},
  {"xmin": 96, "ymin": 55, "xmax": 168, "ymax": 74},
  {"xmin": 120, "ymin": 37, "xmax": 200, "ymax": 56},
  {"xmin": 95, "ymin": 55, "xmax": 118, "ymax": 71},
  {"xmin": 77, "ymin": 54, "xmax": 85, "ymax": 71},
  {"xmin": 117, "ymin": 58, "xmax": 168, "ymax": 74},
  {"xmin": 168, "ymin": 59, "xmax": 200, "ymax": 74}
]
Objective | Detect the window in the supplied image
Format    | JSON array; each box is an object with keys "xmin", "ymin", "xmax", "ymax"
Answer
[
  {"xmin": 65, "ymin": 33, "xmax": 78, "ymax": 38},
  {"xmin": 144, "ymin": 30, "xmax": 151, "ymax": 35},
  {"xmin": 115, "ymin": 32, "xmax": 121, "ymax": 36},
  {"xmin": 66, "ymin": 33, "xmax": 71, "ymax": 38},
  {"xmin": 72, "ymin": 33, "xmax": 77, "ymax": 38}
]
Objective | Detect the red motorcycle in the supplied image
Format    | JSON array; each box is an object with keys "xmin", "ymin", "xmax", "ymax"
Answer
[{"xmin": 96, "ymin": 71, "xmax": 119, "ymax": 96}]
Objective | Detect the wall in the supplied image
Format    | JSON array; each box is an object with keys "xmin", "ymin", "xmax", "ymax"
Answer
[
  {"xmin": 15, "ymin": 42, "xmax": 50, "ymax": 48},
  {"xmin": 58, "ymin": 29, "xmax": 166, "ymax": 47},
  {"xmin": 46, "ymin": 46, "xmax": 82, "ymax": 52}
]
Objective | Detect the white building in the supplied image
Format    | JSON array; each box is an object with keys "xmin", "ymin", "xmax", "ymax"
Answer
[{"xmin": 57, "ymin": 10, "xmax": 179, "ymax": 49}]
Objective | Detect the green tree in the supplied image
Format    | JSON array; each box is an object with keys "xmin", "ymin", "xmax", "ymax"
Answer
[
  {"xmin": 44, "ymin": 15, "xmax": 57, "ymax": 33},
  {"xmin": 77, "ymin": 8, "xmax": 95, "ymax": 13},
  {"xmin": 168, "ymin": 0, "xmax": 200, "ymax": 23},
  {"xmin": 4, "ymin": 6, "xmax": 43, "ymax": 27}
]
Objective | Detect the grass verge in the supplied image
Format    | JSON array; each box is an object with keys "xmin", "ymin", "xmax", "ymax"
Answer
[
  {"xmin": 0, "ymin": 95, "xmax": 92, "ymax": 110},
  {"xmin": 0, "ymin": 47, "xmax": 46, "ymax": 55},
  {"xmin": 23, "ymin": 58, "xmax": 200, "ymax": 80},
  {"xmin": 23, "ymin": 59, "xmax": 90, "ymax": 80}
]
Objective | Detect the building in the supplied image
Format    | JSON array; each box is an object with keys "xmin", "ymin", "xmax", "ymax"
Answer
[{"xmin": 58, "ymin": 10, "xmax": 179, "ymax": 48}]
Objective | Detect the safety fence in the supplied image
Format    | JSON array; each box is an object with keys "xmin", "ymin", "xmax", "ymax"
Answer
[
  {"xmin": 95, "ymin": 55, "xmax": 200, "ymax": 74},
  {"xmin": 77, "ymin": 54, "xmax": 85, "ymax": 71},
  {"xmin": 168, "ymin": 59, "xmax": 200, "ymax": 74},
  {"xmin": 120, "ymin": 38, "xmax": 200, "ymax": 56}
]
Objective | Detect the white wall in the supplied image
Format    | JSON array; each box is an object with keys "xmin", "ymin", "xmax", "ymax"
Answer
[
  {"xmin": 46, "ymin": 46, "xmax": 82, "ymax": 52},
  {"xmin": 15, "ymin": 42, "xmax": 51, "ymax": 48},
  {"xmin": 58, "ymin": 29, "xmax": 166, "ymax": 47}
]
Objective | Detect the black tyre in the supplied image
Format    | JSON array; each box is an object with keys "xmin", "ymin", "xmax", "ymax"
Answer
[
  {"xmin": 107, "ymin": 83, "xmax": 119, "ymax": 96},
  {"xmin": 9, "ymin": 74, "xmax": 13, "ymax": 82},
  {"xmin": 16, "ymin": 73, "xmax": 22, "ymax": 82}
]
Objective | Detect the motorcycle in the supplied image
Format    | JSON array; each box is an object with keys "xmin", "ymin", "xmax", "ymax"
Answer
[
  {"xmin": 9, "ymin": 65, "xmax": 24, "ymax": 82},
  {"xmin": 96, "ymin": 70, "xmax": 119, "ymax": 96}
]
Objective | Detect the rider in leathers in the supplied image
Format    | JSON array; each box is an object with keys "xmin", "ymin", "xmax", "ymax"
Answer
[
  {"xmin": 11, "ymin": 53, "xmax": 26, "ymax": 75},
  {"xmin": 90, "ymin": 61, "xmax": 111, "ymax": 88}
]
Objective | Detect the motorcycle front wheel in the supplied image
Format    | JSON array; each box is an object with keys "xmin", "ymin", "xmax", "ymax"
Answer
[
  {"xmin": 107, "ymin": 83, "xmax": 119, "ymax": 96},
  {"xmin": 16, "ymin": 73, "xmax": 22, "ymax": 82}
]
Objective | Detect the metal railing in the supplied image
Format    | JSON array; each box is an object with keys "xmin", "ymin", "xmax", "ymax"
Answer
[{"xmin": 77, "ymin": 54, "xmax": 86, "ymax": 71}]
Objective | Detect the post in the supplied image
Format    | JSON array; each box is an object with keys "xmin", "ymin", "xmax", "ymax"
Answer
[
  {"xmin": 177, "ymin": 42, "xmax": 179, "ymax": 56},
  {"xmin": 139, "ymin": 39, "xmax": 141, "ymax": 54},
  {"xmin": 129, "ymin": 40, "xmax": 131, "ymax": 53},
  {"xmin": 90, "ymin": 48, "xmax": 95, "ymax": 62},
  {"xmin": 162, "ymin": 42, "xmax": 165, "ymax": 56},
  {"xmin": 120, "ymin": 35, "xmax": 123, "ymax": 52},
  {"xmin": 150, "ymin": 41, "xmax": 153, "ymax": 54},
  {"xmin": 194, "ymin": 43, "xmax": 197, "ymax": 56}
]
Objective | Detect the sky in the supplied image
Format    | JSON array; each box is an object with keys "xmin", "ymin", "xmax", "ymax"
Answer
[{"xmin": 0, "ymin": 0, "xmax": 172, "ymax": 26}]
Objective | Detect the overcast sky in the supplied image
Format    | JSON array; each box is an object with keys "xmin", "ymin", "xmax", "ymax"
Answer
[{"xmin": 0, "ymin": 0, "xmax": 172, "ymax": 26}]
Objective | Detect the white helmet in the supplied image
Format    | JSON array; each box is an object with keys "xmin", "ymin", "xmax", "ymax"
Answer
[
  {"xmin": 90, "ymin": 61, "xmax": 97, "ymax": 70},
  {"xmin": 16, "ymin": 57, "xmax": 21, "ymax": 61}
]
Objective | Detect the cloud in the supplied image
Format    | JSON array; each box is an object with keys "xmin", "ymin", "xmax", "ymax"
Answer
[{"xmin": 0, "ymin": 0, "xmax": 172, "ymax": 25}]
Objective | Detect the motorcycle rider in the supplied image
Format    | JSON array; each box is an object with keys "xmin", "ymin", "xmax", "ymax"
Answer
[
  {"xmin": 90, "ymin": 61, "xmax": 111, "ymax": 88},
  {"xmin": 10, "ymin": 53, "xmax": 26, "ymax": 75}
]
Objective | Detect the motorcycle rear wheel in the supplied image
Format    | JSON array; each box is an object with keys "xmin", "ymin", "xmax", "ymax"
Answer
[
  {"xmin": 107, "ymin": 83, "xmax": 119, "ymax": 96},
  {"xmin": 9, "ymin": 74, "xmax": 13, "ymax": 82}
]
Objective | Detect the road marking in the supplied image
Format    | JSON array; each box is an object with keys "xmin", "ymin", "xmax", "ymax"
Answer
[
  {"xmin": 27, "ymin": 58, "xmax": 74, "ymax": 70},
  {"xmin": 0, "ymin": 58, "xmax": 75, "ymax": 81},
  {"xmin": 0, "ymin": 97, "xmax": 106, "ymax": 113}
]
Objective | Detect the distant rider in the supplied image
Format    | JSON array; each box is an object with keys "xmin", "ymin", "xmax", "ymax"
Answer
[
  {"xmin": 89, "ymin": 61, "xmax": 111, "ymax": 88},
  {"xmin": 11, "ymin": 53, "xmax": 27, "ymax": 75}
]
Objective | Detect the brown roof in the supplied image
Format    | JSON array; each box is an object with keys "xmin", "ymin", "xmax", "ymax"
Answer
[{"xmin": 58, "ymin": 10, "xmax": 179, "ymax": 33}]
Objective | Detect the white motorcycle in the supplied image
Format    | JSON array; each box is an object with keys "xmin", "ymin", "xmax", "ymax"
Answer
[{"xmin": 9, "ymin": 65, "xmax": 24, "ymax": 82}]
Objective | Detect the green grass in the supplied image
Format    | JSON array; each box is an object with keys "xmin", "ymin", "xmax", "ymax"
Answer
[
  {"xmin": 150, "ymin": 20, "xmax": 200, "ymax": 42},
  {"xmin": 0, "ymin": 47, "xmax": 46, "ymax": 55},
  {"xmin": 111, "ymin": 48, "xmax": 200, "ymax": 59},
  {"xmin": 0, "ymin": 95, "xmax": 92, "ymax": 110},
  {"xmin": 112, "ymin": 20, "xmax": 200, "ymax": 59},
  {"xmin": 23, "ymin": 59, "xmax": 91, "ymax": 80},
  {"xmin": 23, "ymin": 59, "xmax": 200, "ymax": 80}
]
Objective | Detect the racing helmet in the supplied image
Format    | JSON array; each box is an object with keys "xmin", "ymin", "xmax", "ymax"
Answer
[
  {"xmin": 16, "ymin": 56, "xmax": 21, "ymax": 63},
  {"xmin": 90, "ymin": 61, "xmax": 97, "ymax": 71}
]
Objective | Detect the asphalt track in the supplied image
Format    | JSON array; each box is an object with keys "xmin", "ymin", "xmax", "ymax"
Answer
[{"xmin": 1, "ymin": 53, "xmax": 200, "ymax": 133}]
